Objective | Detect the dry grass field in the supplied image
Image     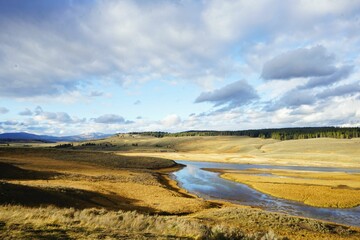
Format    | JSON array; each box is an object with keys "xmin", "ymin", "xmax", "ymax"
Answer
[
  {"xmin": 0, "ymin": 147, "xmax": 211, "ymax": 214},
  {"xmin": 71, "ymin": 135, "xmax": 360, "ymax": 168},
  {"xmin": 1, "ymin": 204, "xmax": 359, "ymax": 240},
  {"xmin": 219, "ymin": 169, "xmax": 360, "ymax": 208},
  {"xmin": 1, "ymin": 137, "xmax": 360, "ymax": 239}
]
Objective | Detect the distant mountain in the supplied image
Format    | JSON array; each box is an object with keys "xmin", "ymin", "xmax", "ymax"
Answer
[
  {"xmin": 0, "ymin": 132, "xmax": 113, "ymax": 143},
  {"xmin": 63, "ymin": 132, "xmax": 113, "ymax": 142}
]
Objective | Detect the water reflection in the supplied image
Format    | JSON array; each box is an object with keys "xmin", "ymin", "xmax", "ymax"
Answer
[{"xmin": 172, "ymin": 160, "xmax": 360, "ymax": 227}]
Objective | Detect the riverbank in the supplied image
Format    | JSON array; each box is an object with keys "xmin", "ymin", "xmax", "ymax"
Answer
[
  {"xmin": 216, "ymin": 168, "xmax": 360, "ymax": 208},
  {"xmin": 172, "ymin": 160, "xmax": 360, "ymax": 227}
]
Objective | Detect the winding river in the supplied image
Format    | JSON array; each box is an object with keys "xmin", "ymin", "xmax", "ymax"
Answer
[{"xmin": 171, "ymin": 160, "xmax": 360, "ymax": 227}]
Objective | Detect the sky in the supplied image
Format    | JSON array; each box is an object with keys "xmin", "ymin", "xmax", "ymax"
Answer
[{"xmin": 0, "ymin": 0, "xmax": 360, "ymax": 136}]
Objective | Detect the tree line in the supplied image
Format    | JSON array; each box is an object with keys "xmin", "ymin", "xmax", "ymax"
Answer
[{"xmin": 129, "ymin": 127, "xmax": 360, "ymax": 140}]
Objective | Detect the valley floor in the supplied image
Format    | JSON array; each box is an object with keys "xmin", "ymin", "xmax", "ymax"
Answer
[{"xmin": 0, "ymin": 140, "xmax": 360, "ymax": 239}]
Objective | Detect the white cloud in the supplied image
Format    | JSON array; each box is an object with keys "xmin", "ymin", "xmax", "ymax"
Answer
[
  {"xmin": 317, "ymin": 82, "xmax": 360, "ymax": 99},
  {"xmin": 2, "ymin": 0, "xmax": 357, "ymax": 99},
  {"xmin": 1, "ymin": 0, "xmax": 360, "ymax": 133},
  {"xmin": 0, "ymin": 107, "xmax": 9, "ymax": 114},
  {"xmin": 89, "ymin": 91, "xmax": 104, "ymax": 97},
  {"xmin": 261, "ymin": 46, "xmax": 336, "ymax": 80},
  {"xmin": 195, "ymin": 80, "xmax": 258, "ymax": 108},
  {"xmin": 0, "ymin": 0, "xmax": 236, "ymax": 98},
  {"xmin": 133, "ymin": 100, "xmax": 141, "ymax": 105},
  {"xmin": 92, "ymin": 114, "xmax": 133, "ymax": 124},
  {"xmin": 19, "ymin": 108, "xmax": 33, "ymax": 116},
  {"xmin": 300, "ymin": 65, "xmax": 354, "ymax": 89},
  {"xmin": 161, "ymin": 114, "xmax": 182, "ymax": 127}
]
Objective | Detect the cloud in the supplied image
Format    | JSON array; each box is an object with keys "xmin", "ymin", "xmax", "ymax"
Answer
[
  {"xmin": 0, "ymin": 107, "xmax": 9, "ymax": 114},
  {"xmin": 266, "ymin": 89, "xmax": 317, "ymax": 111},
  {"xmin": 134, "ymin": 100, "xmax": 141, "ymax": 105},
  {"xmin": 0, "ymin": 120, "xmax": 18, "ymax": 126},
  {"xmin": 161, "ymin": 114, "xmax": 181, "ymax": 127},
  {"xmin": 195, "ymin": 80, "xmax": 258, "ymax": 109},
  {"xmin": 34, "ymin": 106, "xmax": 44, "ymax": 115},
  {"xmin": 93, "ymin": 114, "xmax": 133, "ymax": 124},
  {"xmin": 35, "ymin": 111, "xmax": 77, "ymax": 123},
  {"xmin": 317, "ymin": 82, "xmax": 360, "ymax": 99},
  {"xmin": 19, "ymin": 108, "xmax": 33, "ymax": 116},
  {"xmin": 1, "ymin": 1, "xmax": 360, "ymax": 133},
  {"xmin": 0, "ymin": 0, "xmax": 234, "ymax": 98},
  {"xmin": 29, "ymin": 106, "xmax": 83, "ymax": 124},
  {"xmin": 89, "ymin": 91, "xmax": 104, "ymax": 97},
  {"xmin": 1, "ymin": 1, "xmax": 360, "ymax": 99},
  {"xmin": 264, "ymin": 78, "xmax": 360, "ymax": 112},
  {"xmin": 261, "ymin": 46, "xmax": 336, "ymax": 80},
  {"xmin": 43, "ymin": 112, "xmax": 73, "ymax": 123},
  {"xmin": 300, "ymin": 65, "xmax": 353, "ymax": 89}
]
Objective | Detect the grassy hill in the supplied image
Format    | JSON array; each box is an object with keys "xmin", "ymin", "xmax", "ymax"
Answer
[{"xmin": 50, "ymin": 134, "xmax": 360, "ymax": 168}]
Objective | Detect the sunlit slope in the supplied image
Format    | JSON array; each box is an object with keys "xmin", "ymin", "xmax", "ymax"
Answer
[
  {"xmin": 93, "ymin": 135, "xmax": 360, "ymax": 168},
  {"xmin": 220, "ymin": 169, "xmax": 360, "ymax": 208},
  {"xmin": 91, "ymin": 135, "xmax": 277, "ymax": 153}
]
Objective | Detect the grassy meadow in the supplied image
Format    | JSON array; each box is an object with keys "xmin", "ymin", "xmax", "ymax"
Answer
[
  {"xmin": 219, "ymin": 169, "xmax": 360, "ymax": 208},
  {"xmin": 61, "ymin": 134, "xmax": 360, "ymax": 168},
  {"xmin": 1, "ymin": 135, "xmax": 360, "ymax": 239}
]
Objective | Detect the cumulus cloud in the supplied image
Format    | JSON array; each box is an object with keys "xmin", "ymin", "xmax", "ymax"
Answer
[
  {"xmin": 300, "ymin": 65, "xmax": 354, "ymax": 89},
  {"xmin": 34, "ymin": 111, "xmax": 79, "ymax": 124},
  {"xmin": 195, "ymin": 80, "xmax": 258, "ymax": 109},
  {"xmin": 89, "ymin": 91, "xmax": 104, "ymax": 97},
  {"xmin": 0, "ymin": 120, "xmax": 18, "ymax": 126},
  {"xmin": 19, "ymin": 108, "xmax": 33, "ymax": 116},
  {"xmin": 265, "ymin": 89, "xmax": 317, "ymax": 111},
  {"xmin": 1, "ymin": 1, "xmax": 360, "ymax": 133},
  {"xmin": 34, "ymin": 106, "xmax": 44, "ymax": 115},
  {"xmin": 161, "ymin": 114, "xmax": 182, "ymax": 127},
  {"xmin": 93, "ymin": 114, "xmax": 133, "ymax": 124},
  {"xmin": 0, "ymin": 0, "xmax": 234, "ymax": 98},
  {"xmin": 261, "ymin": 46, "xmax": 336, "ymax": 80},
  {"xmin": 26, "ymin": 106, "xmax": 83, "ymax": 124},
  {"xmin": 0, "ymin": 107, "xmax": 9, "ymax": 114},
  {"xmin": 42, "ymin": 112, "xmax": 73, "ymax": 123},
  {"xmin": 317, "ymin": 82, "xmax": 360, "ymax": 99},
  {"xmin": 2, "ymin": 1, "xmax": 358, "ymax": 98},
  {"xmin": 265, "ymin": 79, "xmax": 360, "ymax": 112}
]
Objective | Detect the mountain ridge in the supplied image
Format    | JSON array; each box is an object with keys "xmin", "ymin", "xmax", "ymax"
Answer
[{"xmin": 0, "ymin": 132, "xmax": 113, "ymax": 143}]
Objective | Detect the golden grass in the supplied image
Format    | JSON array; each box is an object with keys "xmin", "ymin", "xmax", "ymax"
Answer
[
  {"xmin": 96, "ymin": 135, "xmax": 360, "ymax": 168},
  {"xmin": 0, "ymin": 147, "xmax": 176, "ymax": 169},
  {"xmin": 1, "ymin": 147, "xmax": 360, "ymax": 239},
  {"xmin": 7, "ymin": 178, "xmax": 212, "ymax": 214},
  {"xmin": 8, "ymin": 135, "xmax": 360, "ymax": 168},
  {"xmin": 0, "ymin": 149, "xmax": 210, "ymax": 214},
  {"xmin": 1, "ymin": 205, "xmax": 358, "ymax": 240},
  {"xmin": 0, "ymin": 205, "xmax": 250, "ymax": 239},
  {"xmin": 194, "ymin": 207, "xmax": 360, "ymax": 240},
  {"xmin": 221, "ymin": 169, "xmax": 360, "ymax": 208}
]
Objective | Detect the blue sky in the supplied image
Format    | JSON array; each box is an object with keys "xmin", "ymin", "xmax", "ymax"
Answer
[{"xmin": 0, "ymin": 0, "xmax": 360, "ymax": 135}]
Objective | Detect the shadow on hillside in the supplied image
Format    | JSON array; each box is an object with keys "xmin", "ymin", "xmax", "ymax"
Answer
[
  {"xmin": 0, "ymin": 162, "xmax": 61, "ymax": 180},
  {"xmin": 0, "ymin": 147, "xmax": 177, "ymax": 169},
  {"xmin": 0, "ymin": 181, "xmax": 157, "ymax": 213},
  {"xmin": 0, "ymin": 162, "xmax": 159, "ymax": 213}
]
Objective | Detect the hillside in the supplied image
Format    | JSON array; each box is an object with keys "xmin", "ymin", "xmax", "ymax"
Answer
[
  {"xmin": 130, "ymin": 127, "xmax": 360, "ymax": 140},
  {"xmin": 69, "ymin": 135, "xmax": 360, "ymax": 168}
]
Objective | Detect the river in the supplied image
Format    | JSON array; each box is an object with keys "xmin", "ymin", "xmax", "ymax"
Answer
[{"xmin": 171, "ymin": 160, "xmax": 360, "ymax": 227}]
